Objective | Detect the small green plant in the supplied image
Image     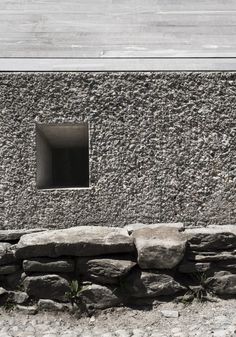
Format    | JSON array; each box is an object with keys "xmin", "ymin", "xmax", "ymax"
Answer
[
  {"xmin": 65, "ymin": 279, "xmax": 90, "ymax": 314},
  {"xmin": 66, "ymin": 280, "xmax": 83, "ymax": 307},
  {"xmin": 181, "ymin": 272, "xmax": 216, "ymax": 304},
  {"xmin": 3, "ymin": 301, "xmax": 14, "ymax": 312}
]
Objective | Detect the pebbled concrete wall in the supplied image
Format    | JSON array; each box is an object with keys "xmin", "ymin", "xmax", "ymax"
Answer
[{"xmin": 0, "ymin": 72, "xmax": 235, "ymax": 229}]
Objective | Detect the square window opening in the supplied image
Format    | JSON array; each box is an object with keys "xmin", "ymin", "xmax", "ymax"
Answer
[{"xmin": 36, "ymin": 123, "xmax": 89, "ymax": 189}]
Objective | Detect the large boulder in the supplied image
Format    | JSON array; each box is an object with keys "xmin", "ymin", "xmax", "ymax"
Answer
[
  {"xmin": 15, "ymin": 226, "xmax": 134, "ymax": 259},
  {"xmin": 76, "ymin": 256, "xmax": 136, "ymax": 284},
  {"xmin": 123, "ymin": 269, "xmax": 185, "ymax": 298},
  {"xmin": 132, "ymin": 227, "xmax": 187, "ymax": 269},
  {"xmin": 0, "ymin": 229, "xmax": 47, "ymax": 242},
  {"xmin": 206, "ymin": 271, "xmax": 236, "ymax": 295},
  {"xmin": 23, "ymin": 274, "xmax": 70, "ymax": 302},
  {"xmin": 185, "ymin": 225, "xmax": 236, "ymax": 251},
  {"xmin": 80, "ymin": 283, "xmax": 121, "ymax": 309},
  {"xmin": 23, "ymin": 258, "xmax": 75, "ymax": 273}
]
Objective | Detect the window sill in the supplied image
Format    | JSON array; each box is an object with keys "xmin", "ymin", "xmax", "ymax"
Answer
[{"xmin": 37, "ymin": 187, "xmax": 92, "ymax": 191}]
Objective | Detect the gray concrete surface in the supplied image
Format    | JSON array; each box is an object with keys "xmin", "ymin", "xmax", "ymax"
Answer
[{"xmin": 1, "ymin": 72, "xmax": 235, "ymax": 229}]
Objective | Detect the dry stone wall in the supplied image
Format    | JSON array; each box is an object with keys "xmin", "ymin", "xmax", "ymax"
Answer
[
  {"xmin": 1, "ymin": 72, "xmax": 236, "ymax": 229},
  {"xmin": 0, "ymin": 224, "xmax": 235, "ymax": 312}
]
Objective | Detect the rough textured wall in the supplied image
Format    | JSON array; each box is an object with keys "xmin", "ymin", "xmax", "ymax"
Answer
[{"xmin": 0, "ymin": 72, "xmax": 235, "ymax": 229}]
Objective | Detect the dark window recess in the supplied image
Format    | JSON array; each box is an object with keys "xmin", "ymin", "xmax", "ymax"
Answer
[
  {"xmin": 36, "ymin": 123, "xmax": 89, "ymax": 189},
  {"xmin": 52, "ymin": 147, "xmax": 89, "ymax": 188}
]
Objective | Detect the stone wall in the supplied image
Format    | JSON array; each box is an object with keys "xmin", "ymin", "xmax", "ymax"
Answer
[
  {"xmin": 0, "ymin": 224, "xmax": 235, "ymax": 312},
  {"xmin": 1, "ymin": 72, "xmax": 236, "ymax": 229}
]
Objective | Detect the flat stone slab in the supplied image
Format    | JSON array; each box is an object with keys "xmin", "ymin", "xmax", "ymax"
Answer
[
  {"xmin": 214, "ymin": 262, "xmax": 236, "ymax": 271},
  {"xmin": 80, "ymin": 283, "xmax": 121, "ymax": 309},
  {"xmin": 0, "ymin": 264, "xmax": 20, "ymax": 275},
  {"xmin": 15, "ymin": 226, "xmax": 135, "ymax": 259},
  {"xmin": 76, "ymin": 256, "xmax": 136, "ymax": 284},
  {"xmin": 23, "ymin": 274, "xmax": 70, "ymax": 302},
  {"xmin": 189, "ymin": 250, "xmax": 236, "ymax": 262},
  {"xmin": 23, "ymin": 258, "xmax": 75, "ymax": 273},
  {"xmin": 123, "ymin": 269, "xmax": 185, "ymax": 298},
  {"xmin": 0, "ymin": 229, "xmax": 47, "ymax": 242},
  {"xmin": 38, "ymin": 299, "xmax": 72, "ymax": 312},
  {"xmin": 206, "ymin": 271, "xmax": 236, "ymax": 295},
  {"xmin": 161, "ymin": 310, "xmax": 179, "ymax": 318},
  {"xmin": 185, "ymin": 225, "xmax": 236, "ymax": 251},
  {"xmin": 125, "ymin": 223, "xmax": 184, "ymax": 235},
  {"xmin": 16, "ymin": 304, "xmax": 38, "ymax": 315},
  {"xmin": 132, "ymin": 227, "xmax": 187, "ymax": 269}
]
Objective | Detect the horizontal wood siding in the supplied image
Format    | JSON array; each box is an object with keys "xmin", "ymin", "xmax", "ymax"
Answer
[{"xmin": 0, "ymin": 0, "xmax": 236, "ymax": 58}]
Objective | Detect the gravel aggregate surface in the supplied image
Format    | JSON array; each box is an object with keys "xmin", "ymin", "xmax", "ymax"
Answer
[
  {"xmin": 2, "ymin": 73, "xmax": 236, "ymax": 229},
  {"xmin": 0, "ymin": 299, "xmax": 235, "ymax": 337}
]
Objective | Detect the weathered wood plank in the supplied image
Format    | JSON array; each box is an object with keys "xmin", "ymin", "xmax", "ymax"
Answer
[
  {"xmin": 1, "ymin": 58, "xmax": 236, "ymax": 71},
  {"xmin": 1, "ymin": 13, "xmax": 236, "ymax": 33},
  {"xmin": 0, "ymin": 30, "xmax": 236, "ymax": 58},
  {"xmin": 1, "ymin": 0, "xmax": 236, "ymax": 12},
  {"xmin": 0, "ymin": 0, "xmax": 236, "ymax": 59}
]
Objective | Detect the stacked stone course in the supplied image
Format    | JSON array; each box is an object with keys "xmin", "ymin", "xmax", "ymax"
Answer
[{"xmin": 0, "ymin": 224, "xmax": 235, "ymax": 313}]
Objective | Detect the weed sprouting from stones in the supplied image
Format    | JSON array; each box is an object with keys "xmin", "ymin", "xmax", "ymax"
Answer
[
  {"xmin": 65, "ymin": 280, "xmax": 91, "ymax": 315},
  {"xmin": 181, "ymin": 272, "xmax": 216, "ymax": 304}
]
